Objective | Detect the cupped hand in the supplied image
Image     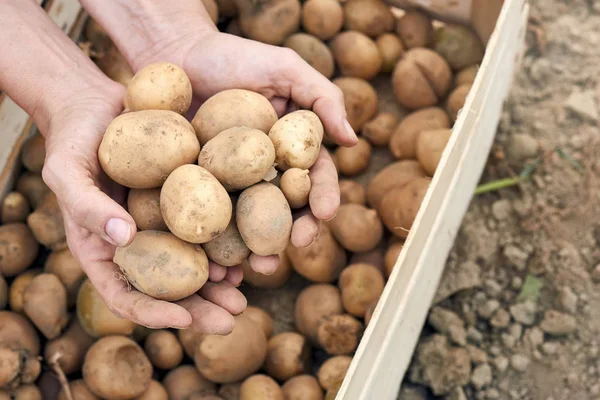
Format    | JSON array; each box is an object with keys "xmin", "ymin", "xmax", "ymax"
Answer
[{"xmin": 41, "ymin": 80, "xmax": 246, "ymax": 334}]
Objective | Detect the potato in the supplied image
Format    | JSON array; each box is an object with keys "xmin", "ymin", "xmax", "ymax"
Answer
[
  {"xmin": 15, "ymin": 172, "xmax": 49, "ymax": 209},
  {"xmin": 317, "ymin": 314, "xmax": 363, "ymax": 355},
  {"xmin": 0, "ymin": 390, "xmax": 7, "ymax": 400},
  {"xmin": 219, "ymin": 383, "xmax": 242, "ymax": 400},
  {"xmin": 85, "ymin": 18, "xmax": 112, "ymax": 51},
  {"xmin": 236, "ymin": 183, "xmax": 292, "ymax": 256},
  {"xmin": 366, "ymin": 160, "xmax": 427, "ymax": 210},
  {"xmin": 192, "ymin": 89, "xmax": 278, "ymax": 146},
  {"xmin": 44, "ymin": 247, "xmax": 85, "ymax": 306},
  {"xmin": 0, "ymin": 276, "xmax": 6, "ymax": 310},
  {"xmin": 455, "ymin": 65, "xmax": 478, "ymax": 87},
  {"xmin": 77, "ymin": 279, "xmax": 137, "ymax": 338},
  {"xmin": 23, "ymin": 273, "xmax": 68, "ymax": 340},
  {"xmin": 20, "ymin": 133, "xmax": 45, "ymax": 173},
  {"xmin": 364, "ymin": 301, "xmax": 377, "ymax": 326},
  {"xmin": 126, "ymin": 188, "xmax": 167, "ymax": 231},
  {"xmin": 446, "ymin": 83, "xmax": 472, "ymax": 121},
  {"xmin": 362, "ymin": 112, "xmax": 398, "ymax": 147},
  {"xmin": 0, "ymin": 347, "xmax": 40, "ymax": 389},
  {"xmin": 286, "ymin": 222, "xmax": 346, "ymax": 283},
  {"xmin": 284, "ymin": 34, "xmax": 335, "ymax": 79},
  {"xmin": 202, "ymin": 0, "xmax": 220, "ymax": 24},
  {"xmin": 236, "ymin": 0, "xmax": 300, "ymax": 45},
  {"xmin": 330, "ymin": 31, "xmax": 382, "ymax": 80},
  {"xmin": 194, "ymin": 314, "xmax": 268, "ymax": 383},
  {"xmin": 282, "ymin": 375, "xmax": 323, "ymax": 400},
  {"xmin": 27, "ymin": 192, "xmax": 65, "ymax": 250},
  {"xmin": 144, "ymin": 330, "xmax": 184, "ymax": 370},
  {"xmin": 163, "ymin": 366, "xmax": 217, "ymax": 400},
  {"xmin": 392, "ymin": 48, "xmax": 452, "ymax": 110},
  {"xmin": 177, "ymin": 329, "xmax": 205, "ymax": 358},
  {"xmin": 132, "ymin": 325, "xmax": 153, "ymax": 342},
  {"xmin": 203, "ymin": 206, "xmax": 250, "ymax": 267},
  {"xmin": 376, "ymin": 34, "xmax": 404, "ymax": 73},
  {"xmin": 388, "ymin": 107, "xmax": 450, "ymax": 160},
  {"xmin": 96, "ymin": 44, "xmax": 134, "ymax": 87},
  {"xmin": 226, "ymin": 19, "xmax": 243, "ymax": 35},
  {"xmin": 379, "ymin": 177, "xmax": 431, "ymax": 238},
  {"xmin": 58, "ymin": 380, "xmax": 99, "ymax": 400},
  {"xmin": 0, "ymin": 224, "xmax": 38, "ymax": 277},
  {"xmin": 83, "ymin": 336, "xmax": 153, "ymax": 399},
  {"xmin": 339, "ymin": 180, "xmax": 366, "ymax": 205},
  {"xmin": 269, "ymin": 110, "xmax": 324, "ymax": 171},
  {"xmin": 280, "ymin": 168, "xmax": 311, "ymax": 209},
  {"xmin": 8, "ymin": 269, "xmax": 41, "ymax": 313},
  {"xmin": 99, "ymin": 110, "xmax": 200, "ymax": 189},
  {"xmin": 395, "ymin": 10, "xmax": 433, "ymax": 49},
  {"xmin": 244, "ymin": 306, "xmax": 274, "ymax": 338},
  {"xmin": 161, "ymin": 164, "xmax": 232, "ymax": 243},
  {"xmin": 114, "ymin": 230, "xmax": 209, "ymax": 301},
  {"xmin": 241, "ymin": 252, "xmax": 292, "ymax": 290},
  {"xmin": 198, "ymin": 126, "xmax": 276, "ymax": 191},
  {"xmin": 188, "ymin": 394, "xmax": 225, "ymax": 400},
  {"xmin": 301, "ymin": 0, "xmax": 343, "ymax": 41},
  {"xmin": 343, "ymin": 0, "xmax": 394, "ymax": 38},
  {"xmin": 44, "ymin": 319, "xmax": 95, "ymax": 375},
  {"xmin": 433, "ymin": 24, "xmax": 485, "ymax": 70},
  {"xmin": 240, "ymin": 375, "xmax": 284, "ymax": 400},
  {"xmin": 416, "ymin": 129, "xmax": 452, "ymax": 176},
  {"xmin": 317, "ymin": 356, "xmax": 352, "ymax": 391},
  {"xmin": 216, "ymin": 0, "xmax": 237, "ymax": 17},
  {"xmin": 384, "ymin": 241, "xmax": 404, "ymax": 278},
  {"xmin": 294, "ymin": 284, "xmax": 343, "ymax": 344},
  {"xmin": 1, "ymin": 192, "xmax": 30, "ymax": 224},
  {"xmin": 338, "ymin": 264, "xmax": 384, "ymax": 317},
  {"xmin": 0, "ymin": 313, "xmax": 40, "ymax": 356},
  {"xmin": 333, "ymin": 77, "xmax": 378, "ymax": 132},
  {"xmin": 349, "ymin": 243, "xmax": 385, "ymax": 275},
  {"xmin": 264, "ymin": 332, "xmax": 311, "ymax": 381},
  {"xmin": 329, "ymin": 204, "xmax": 382, "ymax": 253},
  {"xmin": 335, "ymin": 137, "xmax": 371, "ymax": 176},
  {"xmin": 12, "ymin": 384, "xmax": 42, "ymax": 400}
]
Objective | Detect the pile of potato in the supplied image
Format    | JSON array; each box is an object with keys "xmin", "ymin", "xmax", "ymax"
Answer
[{"xmin": 0, "ymin": 1, "xmax": 484, "ymax": 399}]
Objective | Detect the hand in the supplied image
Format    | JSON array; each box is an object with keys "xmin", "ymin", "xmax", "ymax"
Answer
[{"xmin": 41, "ymin": 80, "xmax": 247, "ymax": 334}]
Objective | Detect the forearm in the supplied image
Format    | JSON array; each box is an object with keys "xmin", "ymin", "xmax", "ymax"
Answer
[
  {"xmin": 0, "ymin": 0, "xmax": 113, "ymax": 135},
  {"xmin": 79, "ymin": 0, "xmax": 217, "ymax": 71}
]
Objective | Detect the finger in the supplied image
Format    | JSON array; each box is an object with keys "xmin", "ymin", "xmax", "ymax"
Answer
[
  {"xmin": 208, "ymin": 261, "xmax": 227, "ymax": 282},
  {"xmin": 291, "ymin": 209, "xmax": 319, "ymax": 248},
  {"xmin": 248, "ymin": 253, "xmax": 280, "ymax": 275},
  {"xmin": 198, "ymin": 281, "xmax": 247, "ymax": 315},
  {"xmin": 271, "ymin": 97, "xmax": 289, "ymax": 118},
  {"xmin": 308, "ymin": 147, "xmax": 340, "ymax": 221},
  {"xmin": 274, "ymin": 50, "xmax": 358, "ymax": 147},
  {"xmin": 177, "ymin": 294, "xmax": 235, "ymax": 335},
  {"xmin": 224, "ymin": 266, "xmax": 243, "ymax": 287}
]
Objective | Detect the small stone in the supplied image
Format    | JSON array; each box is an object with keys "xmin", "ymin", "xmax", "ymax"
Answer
[
  {"xmin": 466, "ymin": 345, "xmax": 488, "ymax": 365},
  {"xmin": 506, "ymin": 133, "xmax": 540, "ymax": 162},
  {"xmin": 445, "ymin": 387, "xmax": 467, "ymax": 400},
  {"xmin": 592, "ymin": 264, "xmax": 600, "ymax": 283},
  {"xmin": 484, "ymin": 280, "xmax": 503, "ymax": 298},
  {"xmin": 471, "ymin": 364, "xmax": 493, "ymax": 389},
  {"xmin": 511, "ymin": 277, "xmax": 523, "ymax": 290},
  {"xmin": 509, "ymin": 390, "xmax": 520, "ymax": 399},
  {"xmin": 434, "ymin": 261, "xmax": 482, "ymax": 303},
  {"xmin": 566, "ymin": 372, "xmax": 578, "ymax": 387},
  {"xmin": 532, "ymin": 350, "xmax": 543, "ymax": 360},
  {"xmin": 524, "ymin": 327, "xmax": 544, "ymax": 349},
  {"xmin": 590, "ymin": 384, "xmax": 600, "ymax": 396},
  {"xmin": 493, "ymin": 356, "xmax": 509, "ymax": 373},
  {"xmin": 540, "ymin": 310, "xmax": 577, "ymax": 336},
  {"xmin": 509, "ymin": 324, "xmax": 523, "ymax": 340},
  {"xmin": 478, "ymin": 300, "xmax": 500, "ymax": 320},
  {"xmin": 491, "ymin": 199, "xmax": 512, "ymax": 221},
  {"xmin": 489, "ymin": 345, "xmax": 502, "ymax": 356},
  {"xmin": 556, "ymin": 286, "xmax": 578, "ymax": 314},
  {"xmin": 474, "ymin": 292, "xmax": 487, "ymax": 303},
  {"xmin": 565, "ymin": 89, "xmax": 598, "ymax": 121},
  {"xmin": 510, "ymin": 300, "xmax": 537, "ymax": 325},
  {"xmin": 485, "ymin": 388, "xmax": 500, "ymax": 399},
  {"xmin": 501, "ymin": 333, "xmax": 516, "ymax": 349},
  {"xmin": 542, "ymin": 342, "xmax": 559, "ymax": 355},
  {"xmin": 429, "ymin": 307, "xmax": 468, "ymax": 346},
  {"xmin": 510, "ymin": 354, "xmax": 530, "ymax": 372},
  {"xmin": 467, "ymin": 327, "xmax": 484, "ymax": 343},
  {"xmin": 490, "ymin": 309, "xmax": 511, "ymax": 328},
  {"xmin": 503, "ymin": 245, "xmax": 529, "ymax": 271}
]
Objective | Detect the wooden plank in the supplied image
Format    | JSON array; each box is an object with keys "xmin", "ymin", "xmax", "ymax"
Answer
[{"xmin": 336, "ymin": 1, "xmax": 529, "ymax": 399}]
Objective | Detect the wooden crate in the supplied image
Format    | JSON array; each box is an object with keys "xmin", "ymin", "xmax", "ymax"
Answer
[{"xmin": 0, "ymin": 1, "xmax": 529, "ymax": 399}]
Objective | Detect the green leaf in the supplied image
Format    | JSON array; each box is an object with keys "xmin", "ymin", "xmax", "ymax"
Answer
[{"xmin": 517, "ymin": 274, "xmax": 543, "ymax": 302}]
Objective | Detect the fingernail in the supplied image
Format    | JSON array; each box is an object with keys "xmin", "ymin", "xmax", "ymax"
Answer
[
  {"xmin": 105, "ymin": 218, "xmax": 132, "ymax": 247},
  {"xmin": 344, "ymin": 119, "xmax": 358, "ymax": 142}
]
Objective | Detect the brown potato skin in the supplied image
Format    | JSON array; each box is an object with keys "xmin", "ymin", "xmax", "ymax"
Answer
[
  {"xmin": 202, "ymin": 0, "xmax": 220, "ymax": 24},
  {"xmin": 85, "ymin": 18, "xmax": 112, "ymax": 51},
  {"xmin": 0, "ymin": 276, "xmax": 6, "ymax": 310},
  {"xmin": 8, "ymin": 269, "xmax": 41, "ymax": 313},
  {"xmin": 338, "ymin": 264, "xmax": 384, "ymax": 318},
  {"xmin": 218, "ymin": 383, "xmax": 242, "ymax": 400},
  {"xmin": 446, "ymin": 83, "xmax": 472, "ymax": 121},
  {"xmin": 95, "ymin": 44, "xmax": 134, "ymax": 87},
  {"xmin": 317, "ymin": 356, "xmax": 352, "ymax": 391},
  {"xmin": 0, "ymin": 223, "xmax": 38, "ymax": 277},
  {"xmin": 15, "ymin": 172, "xmax": 49, "ymax": 209},
  {"xmin": 1, "ymin": 192, "xmax": 30, "ymax": 224},
  {"xmin": 294, "ymin": 284, "xmax": 343, "ymax": 344},
  {"xmin": 194, "ymin": 314, "xmax": 268, "ymax": 383},
  {"xmin": 433, "ymin": 24, "xmax": 485, "ymax": 70},
  {"xmin": 83, "ymin": 336, "xmax": 153, "ymax": 400},
  {"xmin": 27, "ymin": 192, "xmax": 66, "ymax": 250},
  {"xmin": 335, "ymin": 138, "xmax": 372, "ymax": 177},
  {"xmin": 0, "ymin": 347, "xmax": 40, "ymax": 389},
  {"xmin": 58, "ymin": 380, "xmax": 99, "ymax": 400},
  {"xmin": 23, "ymin": 273, "xmax": 69, "ymax": 340},
  {"xmin": 163, "ymin": 366, "xmax": 217, "ymax": 400},
  {"xmin": 392, "ymin": 48, "xmax": 452, "ymax": 110},
  {"xmin": 128, "ymin": 188, "xmax": 168, "ymax": 231},
  {"xmin": 329, "ymin": 204, "xmax": 383, "ymax": 253},
  {"xmin": 376, "ymin": 34, "xmax": 404, "ymax": 73},
  {"xmin": 241, "ymin": 252, "xmax": 292, "ymax": 290},
  {"xmin": 12, "ymin": 384, "xmax": 42, "ymax": 400},
  {"xmin": 134, "ymin": 380, "xmax": 168, "ymax": 400},
  {"xmin": 144, "ymin": 330, "xmax": 184, "ymax": 370},
  {"xmin": 416, "ymin": 129, "xmax": 453, "ymax": 176},
  {"xmin": 0, "ymin": 313, "xmax": 40, "ymax": 371},
  {"xmin": 286, "ymin": 222, "xmax": 346, "ymax": 283},
  {"xmin": 301, "ymin": 0, "xmax": 343, "ymax": 41},
  {"xmin": 226, "ymin": 19, "xmax": 243, "ymax": 36},
  {"xmin": 388, "ymin": 107, "xmax": 450, "ymax": 160},
  {"xmin": 333, "ymin": 77, "xmax": 378, "ymax": 132},
  {"xmin": 243, "ymin": 306, "xmax": 274, "ymax": 338},
  {"xmin": 379, "ymin": 177, "xmax": 431, "ymax": 238},
  {"xmin": 240, "ymin": 375, "xmax": 284, "ymax": 400},
  {"xmin": 284, "ymin": 34, "xmax": 335, "ymax": 79},
  {"xmin": 395, "ymin": 10, "xmax": 433, "ymax": 49},
  {"xmin": 349, "ymin": 243, "xmax": 385, "ymax": 275},
  {"xmin": 362, "ymin": 112, "xmax": 398, "ymax": 147},
  {"xmin": 264, "ymin": 332, "xmax": 311, "ymax": 381},
  {"xmin": 282, "ymin": 375, "xmax": 324, "ymax": 400},
  {"xmin": 366, "ymin": 160, "xmax": 426, "ymax": 210},
  {"xmin": 216, "ymin": 0, "xmax": 237, "ymax": 17},
  {"xmin": 203, "ymin": 209, "xmax": 250, "ymax": 267},
  {"xmin": 455, "ymin": 65, "xmax": 478, "ymax": 87},
  {"xmin": 343, "ymin": 0, "xmax": 394, "ymax": 38},
  {"xmin": 177, "ymin": 328, "xmax": 205, "ymax": 358},
  {"xmin": 44, "ymin": 319, "xmax": 95, "ymax": 375},
  {"xmin": 20, "ymin": 133, "xmax": 45, "ymax": 173},
  {"xmin": 384, "ymin": 241, "xmax": 404, "ymax": 278},
  {"xmin": 280, "ymin": 169, "xmax": 311, "ymax": 209},
  {"xmin": 330, "ymin": 31, "xmax": 382, "ymax": 80},
  {"xmin": 237, "ymin": 0, "xmax": 300, "ymax": 45},
  {"xmin": 339, "ymin": 180, "xmax": 366, "ymax": 205},
  {"xmin": 317, "ymin": 314, "xmax": 364, "ymax": 355},
  {"xmin": 44, "ymin": 247, "xmax": 85, "ymax": 306},
  {"xmin": 364, "ymin": 301, "xmax": 377, "ymax": 326}
]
